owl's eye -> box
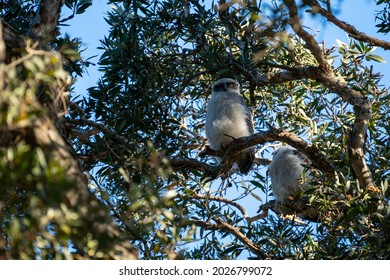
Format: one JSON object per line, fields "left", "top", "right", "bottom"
{"left": 212, "top": 80, "right": 239, "bottom": 91}
{"left": 227, "top": 82, "right": 239, "bottom": 90}
{"left": 213, "top": 84, "right": 226, "bottom": 91}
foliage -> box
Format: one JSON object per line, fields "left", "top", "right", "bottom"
{"left": 0, "top": 0, "right": 39, "bottom": 34}
{"left": 375, "top": 0, "right": 390, "bottom": 34}
{"left": 0, "top": 0, "right": 137, "bottom": 260}
{"left": 0, "top": 43, "right": 82, "bottom": 259}
{"left": 1, "top": 0, "right": 389, "bottom": 259}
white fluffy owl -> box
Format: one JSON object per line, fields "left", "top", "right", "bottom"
{"left": 268, "top": 145, "right": 313, "bottom": 204}
{"left": 205, "top": 78, "right": 255, "bottom": 174}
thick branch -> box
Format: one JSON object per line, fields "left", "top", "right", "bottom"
{"left": 222, "top": 126, "right": 337, "bottom": 177}
{"left": 2, "top": 26, "right": 26, "bottom": 63}
{"left": 303, "top": 0, "right": 390, "bottom": 50}
{"left": 170, "top": 127, "right": 337, "bottom": 178}
{"left": 251, "top": 66, "right": 321, "bottom": 86}
{"left": 316, "top": 74, "right": 375, "bottom": 189}
{"left": 30, "top": 0, "right": 63, "bottom": 39}
{"left": 0, "top": 21, "right": 5, "bottom": 63}
{"left": 283, "top": 0, "right": 330, "bottom": 70}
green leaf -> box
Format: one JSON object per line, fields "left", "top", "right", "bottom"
{"left": 366, "top": 54, "right": 387, "bottom": 63}
{"left": 336, "top": 39, "right": 348, "bottom": 48}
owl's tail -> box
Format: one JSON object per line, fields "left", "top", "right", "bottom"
{"left": 237, "top": 148, "right": 255, "bottom": 174}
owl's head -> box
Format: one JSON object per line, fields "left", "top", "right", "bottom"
{"left": 272, "top": 146, "right": 295, "bottom": 158}
{"left": 212, "top": 78, "right": 240, "bottom": 93}
{"left": 272, "top": 145, "right": 311, "bottom": 166}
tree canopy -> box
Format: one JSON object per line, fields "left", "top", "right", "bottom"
{"left": 0, "top": 0, "right": 389, "bottom": 260}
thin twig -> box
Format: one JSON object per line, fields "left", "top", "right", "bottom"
{"left": 187, "top": 217, "right": 269, "bottom": 259}
{"left": 190, "top": 193, "right": 249, "bottom": 215}
{"left": 67, "top": 118, "right": 130, "bottom": 146}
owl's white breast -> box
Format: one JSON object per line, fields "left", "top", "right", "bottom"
{"left": 205, "top": 91, "right": 252, "bottom": 150}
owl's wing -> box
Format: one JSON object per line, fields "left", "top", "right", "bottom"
{"left": 239, "top": 95, "right": 254, "bottom": 134}
{"left": 292, "top": 149, "right": 312, "bottom": 166}
{"left": 237, "top": 96, "right": 255, "bottom": 174}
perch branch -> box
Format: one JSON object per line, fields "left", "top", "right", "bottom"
{"left": 221, "top": 126, "right": 337, "bottom": 177}
{"left": 170, "top": 126, "right": 337, "bottom": 179}
{"left": 257, "top": 199, "right": 322, "bottom": 223}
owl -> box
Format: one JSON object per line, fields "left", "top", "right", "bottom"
{"left": 268, "top": 145, "right": 313, "bottom": 204}
{"left": 205, "top": 78, "right": 255, "bottom": 174}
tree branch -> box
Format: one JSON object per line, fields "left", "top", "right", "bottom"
{"left": 187, "top": 193, "right": 267, "bottom": 223}
{"left": 303, "top": 0, "right": 390, "bottom": 50}
{"left": 221, "top": 126, "right": 337, "bottom": 177}
{"left": 187, "top": 217, "right": 269, "bottom": 259}
{"left": 251, "top": 65, "right": 321, "bottom": 86}
{"left": 0, "top": 21, "right": 5, "bottom": 63}
{"left": 67, "top": 118, "right": 131, "bottom": 146}
{"left": 316, "top": 70, "right": 375, "bottom": 190}
{"left": 1, "top": 25, "right": 26, "bottom": 63}
{"left": 170, "top": 126, "right": 337, "bottom": 178}
{"left": 283, "top": 0, "right": 330, "bottom": 71}
{"left": 170, "top": 158, "right": 219, "bottom": 177}
{"left": 30, "top": 0, "right": 63, "bottom": 39}
{"left": 282, "top": 0, "right": 376, "bottom": 190}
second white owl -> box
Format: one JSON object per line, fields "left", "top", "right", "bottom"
{"left": 268, "top": 145, "right": 313, "bottom": 204}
